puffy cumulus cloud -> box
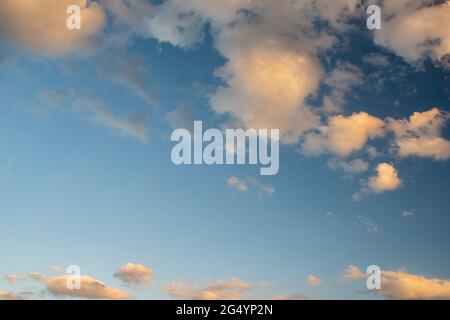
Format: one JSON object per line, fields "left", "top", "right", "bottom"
{"left": 163, "top": 278, "right": 252, "bottom": 300}
{"left": 208, "top": 0, "right": 350, "bottom": 144}
{"left": 342, "top": 265, "right": 450, "bottom": 300}
{"left": 43, "top": 274, "right": 131, "bottom": 299}
{"left": 144, "top": 0, "right": 254, "bottom": 47}
{"left": 374, "top": 0, "right": 450, "bottom": 65}
{"left": 380, "top": 270, "right": 450, "bottom": 300}
{"left": 302, "top": 112, "right": 385, "bottom": 157}
{"left": 387, "top": 108, "right": 450, "bottom": 160}
{"left": 368, "top": 163, "right": 402, "bottom": 193}
{"left": 113, "top": 263, "right": 154, "bottom": 288}
{"left": 211, "top": 45, "right": 323, "bottom": 144}
{"left": 0, "top": 0, "right": 106, "bottom": 56}
{"left": 0, "top": 291, "right": 24, "bottom": 300}
{"left": 109, "top": 0, "right": 368, "bottom": 144}
{"left": 306, "top": 275, "right": 323, "bottom": 286}
{"left": 353, "top": 163, "right": 402, "bottom": 201}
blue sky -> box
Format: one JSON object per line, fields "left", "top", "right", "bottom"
{"left": 1, "top": 0, "right": 450, "bottom": 300}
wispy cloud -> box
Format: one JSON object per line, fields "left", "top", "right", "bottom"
{"left": 72, "top": 96, "right": 149, "bottom": 144}
{"left": 163, "top": 278, "right": 252, "bottom": 300}
{"left": 227, "top": 176, "right": 275, "bottom": 195}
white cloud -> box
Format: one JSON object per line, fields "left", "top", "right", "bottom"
{"left": 402, "top": 210, "right": 415, "bottom": 218}
{"left": 358, "top": 216, "right": 379, "bottom": 233}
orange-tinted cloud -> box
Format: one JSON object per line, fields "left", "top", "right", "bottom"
{"left": 342, "top": 265, "right": 450, "bottom": 300}
{"left": 303, "top": 112, "right": 385, "bottom": 157}
{"left": 113, "top": 263, "right": 154, "bottom": 288}
{"left": 163, "top": 278, "right": 252, "bottom": 300}
{"left": 0, "top": 0, "right": 106, "bottom": 56}
{"left": 387, "top": 108, "right": 450, "bottom": 160}
{"left": 0, "top": 291, "right": 24, "bottom": 300}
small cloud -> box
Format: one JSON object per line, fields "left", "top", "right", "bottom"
{"left": 302, "top": 112, "right": 385, "bottom": 157}
{"left": 306, "top": 275, "right": 323, "bottom": 286}
{"left": 327, "top": 158, "right": 369, "bottom": 175}
{"left": 402, "top": 210, "right": 415, "bottom": 218}
{"left": 325, "top": 211, "right": 338, "bottom": 224}
{"left": 357, "top": 216, "right": 379, "bottom": 233}
{"left": 226, "top": 176, "right": 275, "bottom": 195}
{"left": 246, "top": 176, "right": 276, "bottom": 195}
{"left": 49, "top": 265, "right": 64, "bottom": 274}
{"left": 163, "top": 278, "right": 252, "bottom": 300}
{"left": 227, "top": 176, "right": 248, "bottom": 192}
{"left": 340, "top": 265, "right": 367, "bottom": 281}
{"left": 27, "top": 272, "right": 45, "bottom": 281}
{"left": 3, "top": 274, "right": 24, "bottom": 283}
{"left": 363, "top": 53, "right": 390, "bottom": 68}
{"left": 353, "top": 163, "right": 402, "bottom": 201}
{"left": 113, "top": 263, "right": 154, "bottom": 288}
{"left": 0, "top": 291, "right": 24, "bottom": 300}
{"left": 271, "top": 294, "right": 306, "bottom": 300}
{"left": 366, "top": 146, "right": 379, "bottom": 159}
